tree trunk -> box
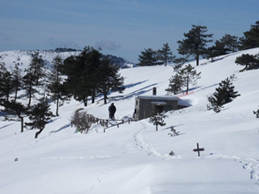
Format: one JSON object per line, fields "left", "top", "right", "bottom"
{"left": 35, "top": 128, "right": 44, "bottom": 139}
{"left": 240, "top": 64, "right": 248, "bottom": 72}
{"left": 27, "top": 83, "right": 32, "bottom": 108}
{"left": 6, "top": 92, "right": 10, "bottom": 103}
{"left": 28, "top": 95, "right": 31, "bottom": 108}
{"left": 156, "top": 124, "right": 158, "bottom": 131}
{"left": 14, "top": 88, "right": 18, "bottom": 103}
{"left": 186, "top": 75, "right": 189, "bottom": 94}
{"left": 104, "top": 92, "right": 108, "bottom": 104}
{"left": 196, "top": 54, "right": 199, "bottom": 66}
{"left": 91, "top": 89, "right": 95, "bottom": 103}
{"left": 20, "top": 116, "right": 24, "bottom": 133}
{"left": 83, "top": 96, "right": 88, "bottom": 106}
{"left": 92, "top": 94, "right": 95, "bottom": 103}
{"left": 56, "top": 98, "right": 59, "bottom": 116}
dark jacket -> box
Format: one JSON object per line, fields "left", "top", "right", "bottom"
{"left": 109, "top": 104, "right": 116, "bottom": 114}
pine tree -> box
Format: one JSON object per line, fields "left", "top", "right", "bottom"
{"left": 235, "top": 53, "right": 259, "bottom": 71}
{"left": 25, "top": 99, "right": 54, "bottom": 138}
{"left": 157, "top": 43, "right": 175, "bottom": 66}
{"left": 179, "top": 64, "right": 201, "bottom": 94}
{"left": 63, "top": 47, "right": 102, "bottom": 106}
{"left": 62, "top": 55, "right": 81, "bottom": 100}
{"left": 11, "top": 64, "right": 23, "bottom": 102}
{"left": 23, "top": 69, "right": 37, "bottom": 108}
{"left": 29, "top": 52, "right": 45, "bottom": 85}
{"left": 149, "top": 112, "right": 167, "bottom": 131}
{"left": 207, "top": 77, "right": 240, "bottom": 113}
{"left": 3, "top": 100, "right": 27, "bottom": 132}
{"left": 166, "top": 73, "right": 184, "bottom": 95}
{"left": 63, "top": 47, "right": 124, "bottom": 105}
{"left": 23, "top": 52, "right": 46, "bottom": 108}
{"left": 177, "top": 25, "right": 213, "bottom": 66}
{"left": 239, "top": 20, "right": 259, "bottom": 50}
{"left": 97, "top": 58, "right": 124, "bottom": 104}
{"left": 206, "top": 40, "right": 230, "bottom": 61}
{"left": 86, "top": 47, "right": 104, "bottom": 104}
{"left": 138, "top": 48, "right": 162, "bottom": 66}
{"left": 166, "top": 63, "right": 201, "bottom": 95}
{"left": 47, "top": 55, "right": 66, "bottom": 116}
{"left": 219, "top": 34, "right": 239, "bottom": 52}
{"left": 0, "top": 62, "right": 13, "bottom": 102}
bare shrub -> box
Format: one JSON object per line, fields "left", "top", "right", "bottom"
{"left": 71, "top": 109, "right": 93, "bottom": 133}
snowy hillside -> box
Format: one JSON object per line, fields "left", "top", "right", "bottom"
{"left": 1, "top": 48, "right": 259, "bottom": 194}
{"left": 0, "top": 50, "right": 135, "bottom": 71}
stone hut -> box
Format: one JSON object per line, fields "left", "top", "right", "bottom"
{"left": 133, "top": 95, "right": 180, "bottom": 121}
{"left": 133, "top": 87, "right": 190, "bottom": 120}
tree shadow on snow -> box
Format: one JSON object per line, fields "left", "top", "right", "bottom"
{"left": 200, "top": 52, "right": 238, "bottom": 66}
{"left": 96, "top": 82, "right": 158, "bottom": 106}
{"left": 110, "top": 83, "right": 158, "bottom": 102}
{"left": 50, "top": 123, "right": 71, "bottom": 133}
{"left": 123, "top": 80, "right": 149, "bottom": 89}
{"left": 188, "top": 86, "right": 201, "bottom": 92}
{"left": 196, "top": 83, "right": 219, "bottom": 92}
{"left": 0, "top": 123, "right": 14, "bottom": 130}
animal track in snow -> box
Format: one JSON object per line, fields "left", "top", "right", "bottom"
{"left": 90, "top": 167, "right": 112, "bottom": 191}
{"left": 208, "top": 154, "right": 259, "bottom": 184}
{"left": 241, "top": 158, "right": 259, "bottom": 182}
{"left": 133, "top": 121, "right": 176, "bottom": 160}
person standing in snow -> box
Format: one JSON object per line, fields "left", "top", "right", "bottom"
{"left": 108, "top": 103, "right": 116, "bottom": 120}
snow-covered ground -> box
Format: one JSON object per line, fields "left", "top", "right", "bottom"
{"left": 1, "top": 48, "right": 259, "bottom": 194}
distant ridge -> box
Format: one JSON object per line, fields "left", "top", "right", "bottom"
{"left": 0, "top": 49, "right": 136, "bottom": 70}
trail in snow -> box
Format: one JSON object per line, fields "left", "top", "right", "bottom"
{"left": 241, "top": 158, "right": 259, "bottom": 184}
{"left": 207, "top": 154, "right": 259, "bottom": 184}
{"left": 90, "top": 166, "right": 113, "bottom": 191}
{"left": 133, "top": 121, "right": 180, "bottom": 160}
{"left": 132, "top": 120, "right": 259, "bottom": 185}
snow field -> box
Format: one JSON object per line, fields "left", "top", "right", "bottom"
{"left": 1, "top": 48, "right": 259, "bottom": 193}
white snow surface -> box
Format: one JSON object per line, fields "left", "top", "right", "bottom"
{"left": 1, "top": 48, "right": 259, "bottom": 194}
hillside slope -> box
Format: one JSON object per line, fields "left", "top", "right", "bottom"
{"left": 0, "top": 48, "right": 259, "bottom": 194}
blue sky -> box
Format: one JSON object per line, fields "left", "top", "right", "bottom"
{"left": 0, "top": 0, "right": 258, "bottom": 63}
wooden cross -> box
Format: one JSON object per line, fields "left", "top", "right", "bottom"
{"left": 193, "top": 143, "right": 205, "bottom": 157}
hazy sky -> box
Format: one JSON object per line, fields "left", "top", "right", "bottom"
{"left": 1, "top": 0, "right": 258, "bottom": 63}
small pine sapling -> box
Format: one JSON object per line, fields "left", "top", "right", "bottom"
{"left": 253, "top": 106, "right": 259, "bottom": 118}
{"left": 207, "top": 76, "right": 240, "bottom": 113}
{"left": 149, "top": 112, "right": 167, "bottom": 131}
{"left": 229, "top": 74, "right": 237, "bottom": 81}
{"left": 168, "top": 126, "right": 180, "bottom": 137}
